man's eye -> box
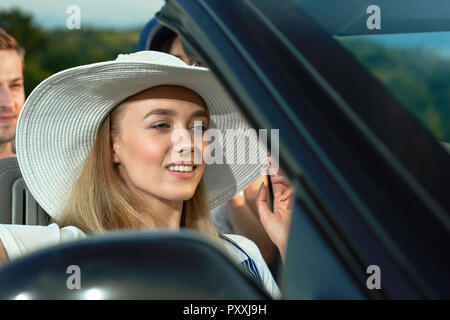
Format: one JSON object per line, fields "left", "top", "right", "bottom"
{"left": 151, "top": 123, "right": 170, "bottom": 129}
{"left": 11, "top": 83, "right": 23, "bottom": 89}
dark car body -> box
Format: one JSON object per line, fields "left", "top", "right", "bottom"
{"left": 155, "top": 0, "right": 450, "bottom": 299}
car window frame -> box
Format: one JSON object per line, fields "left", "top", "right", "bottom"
{"left": 157, "top": 0, "right": 450, "bottom": 299}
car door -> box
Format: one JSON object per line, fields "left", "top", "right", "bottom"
{"left": 156, "top": 0, "right": 450, "bottom": 299}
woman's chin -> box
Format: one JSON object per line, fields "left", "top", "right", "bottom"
{"left": 162, "top": 190, "right": 196, "bottom": 202}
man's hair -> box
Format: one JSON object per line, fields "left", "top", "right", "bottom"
{"left": 0, "top": 28, "right": 25, "bottom": 65}
{"left": 151, "top": 31, "right": 177, "bottom": 54}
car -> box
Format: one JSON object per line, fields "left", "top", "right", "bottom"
{"left": 0, "top": 0, "right": 449, "bottom": 300}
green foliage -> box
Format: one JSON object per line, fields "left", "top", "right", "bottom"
{"left": 0, "top": 9, "right": 139, "bottom": 96}
{"left": 339, "top": 38, "right": 450, "bottom": 141}
{"left": 1, "top": 9, "right": 449, "bottom": 142}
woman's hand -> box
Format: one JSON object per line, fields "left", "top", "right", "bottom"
{"left": 256, "top": 157, "right": 294, "bottom": 263}
{"left": 226, "top": 175, "right": 278, "bottom": 265}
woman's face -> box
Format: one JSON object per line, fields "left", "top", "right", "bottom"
{"left": 111, "top": 85, "right": 210, "bottom": 204}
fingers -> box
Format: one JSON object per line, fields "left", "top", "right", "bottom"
{"left": 267, "top": 156, "right": 295, "bottom": 205}
{"left": 267, "top": 156, "right": 278, "bottom": 176}
{"left": 271, "top": 175, "right": 291, "bottom": 186}
{"left": 267, "top": 156, "right": 288, "bottom": 181}
{"left": 279, "top": 188, "right": 294, "bottom": 202}
{"left": 243, "top": 175, "right": 268, "bottom": 217}
{"left": 267, "top": 156, "right": 294, "bottom": 195}
{"left": 258, "top": 182, "right": 268, "bottom": 202}
{"left": 244, "top": 175, "right": 268, "bottom": 196}
{"left": 256, "top": 183, "right": 271, "bottom": 220}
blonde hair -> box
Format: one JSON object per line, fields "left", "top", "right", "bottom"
{"left": 57, "top": 98, "right": 219, "bottom": 239}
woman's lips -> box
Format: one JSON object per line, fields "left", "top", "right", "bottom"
{"left": 166, "top": 166, "right": 197, "bottom": 179}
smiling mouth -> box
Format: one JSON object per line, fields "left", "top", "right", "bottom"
{"left": 167, "top": 165, "right": 196, "bottom": 172}
{"left": 166, "top": 163, "right": 198, "bottom": 179}
{"left": 167, "top": 165, "right": 197, "bottom": 180}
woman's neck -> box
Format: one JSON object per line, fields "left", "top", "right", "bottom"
{"left": 142, "top": 196, "right": 183, "bottom": 230}
{"left": 117, "top": 165, "right": 183, "bottom": 229}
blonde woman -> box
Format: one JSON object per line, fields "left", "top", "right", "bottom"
{"left": 0, "top": 51, "right": 293, "bottom": 299}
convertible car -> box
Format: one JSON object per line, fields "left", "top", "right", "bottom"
{"left": 0, "top": 0, "right": 449, "bottom": 300}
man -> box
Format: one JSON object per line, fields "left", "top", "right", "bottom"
{"left": 0, "top": 28, "right": 25, "bottom": 159}
{"left": 138, "top": 18, "right": 204, "bottom": 67}
{"left": 166, "top": 36, "right": 204, "bottom": 67}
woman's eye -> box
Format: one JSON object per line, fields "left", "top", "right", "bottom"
{"left": 191, "top": 124, "right": 207, "bottom": 132}
{"left": 151, "top": 123, "right": 170, "bottom": 129}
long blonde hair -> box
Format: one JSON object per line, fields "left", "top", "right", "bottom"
{"left": 57, "top": 100, "right": 219, "bottom": 239}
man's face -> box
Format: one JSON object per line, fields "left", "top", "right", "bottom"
{"left": 0, "top": 49, "right": 25, "bottom": 144}
{"left": 169, "top": 36, "right": 205, "bottom": 67}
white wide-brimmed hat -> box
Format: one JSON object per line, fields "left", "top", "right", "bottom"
{"left": 16, "top": 51, "right": 268, "bottom": 220}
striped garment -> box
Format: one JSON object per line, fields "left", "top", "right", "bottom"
{"left": 220, "top": 234, "right": 263, "bottom": 286}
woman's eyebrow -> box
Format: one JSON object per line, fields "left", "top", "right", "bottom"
{"left": 143, "top": 108, "right": 176, "bottom": 119}
{"left": 190, "top": 110, "right": 209, "bottom": 120}
{"left": 143, "top": 108, "right": 209, "bottom": 123}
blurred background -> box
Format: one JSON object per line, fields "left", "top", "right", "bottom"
{"left": 1, "top": 0, "right": 449, "bottom": 142}
{"left": 0, "top": 0, "right": 164, "bottom": 96}
{"left": 338, "top": 34, "right": 450, "bottom": 142}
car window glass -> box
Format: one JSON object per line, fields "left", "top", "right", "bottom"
{"left": 335, "top": 32, "right": 450, "bottom": 142}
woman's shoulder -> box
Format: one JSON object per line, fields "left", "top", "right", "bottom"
{"left": 0, "top": 223, "right": 86, "bottom": 261}
{"left": 0, "top": 223, "right": 85, "bottom": 238}
{"left": 219, "top": 233, "right": 268, "bottom": 271}
{"left": 220, "top": 233, "right": 282, "bottom": 299}
{"left": 220, "top": 233, "right": 262, "bottom": 260}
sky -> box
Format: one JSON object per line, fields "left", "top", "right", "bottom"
{"left": 343, "top": 32, "right": 450, "bottom": 56}
{"left": 373, "top": 33, "right": 450, "bottom": 56}
{"left": 1, "top": 0, "right": 449, "bottom": 55}
{"left": 0, "top": 0, "right": 165, "bottom": 30}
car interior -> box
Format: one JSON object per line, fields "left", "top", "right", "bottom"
{"left": 0, "top": 157, "right": 49, "bottom": 226}
{"left": 0, "top": 157, "right": 274, "bottom": 299}
{"left": 0, "top": 0, "right": 449, "bottom": 300}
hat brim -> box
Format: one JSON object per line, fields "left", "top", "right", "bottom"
{"left": 16, "top": 56, "right": 268, "bottom": 220}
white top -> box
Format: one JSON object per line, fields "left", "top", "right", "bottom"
{"left": 0, "top": 223, "right": 281, "bottom": 299}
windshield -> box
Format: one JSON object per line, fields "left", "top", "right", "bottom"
{"left": 297, "top": 0, "right": 450, "bottom": 142}
{"left": 337, "top": 32, "right": 450, "bottom": 142}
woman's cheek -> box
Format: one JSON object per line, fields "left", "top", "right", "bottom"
{"left": 201, "top": 141, "right": 210, "bottom": 165}
{"left": 124, "top": 134, "right": 167, "bottom": 174}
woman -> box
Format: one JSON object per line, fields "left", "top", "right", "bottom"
{"left": 0, "top": 51, "right": 293, "bottom": 298}
{"left": 141, "top": 17, "right": 281, "bottom": 267}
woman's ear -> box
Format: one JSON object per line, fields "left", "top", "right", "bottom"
{"left": 111, "top": 134, "right": 121, "bottom": 164}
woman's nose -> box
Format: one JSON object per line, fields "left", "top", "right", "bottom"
{"left": 171, "top": 128, "right": 195, "bottom": 160}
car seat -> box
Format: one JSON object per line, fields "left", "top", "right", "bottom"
{"left": 0, "top": 157, "right": 273, "bottom": 300}
{"left": 0, "top": 229, "right": 271, "bottom": 299}
{"left": 0, "top": 157, "right": 51, "bottom": 225}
